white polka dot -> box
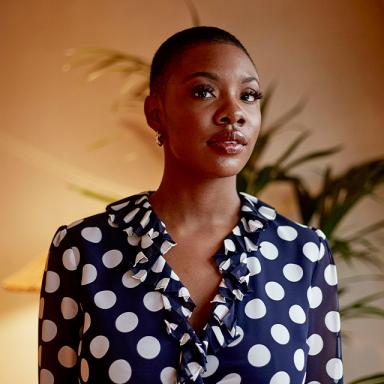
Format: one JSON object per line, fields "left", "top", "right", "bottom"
{"left": 224, "top": 239, "right": 236, "bottom": 252}
{"left": 94, "top": 290, "right": 116, "bottom": 309}
{"left": 259, "top": 241, "right": 279, "bottom": 260}
{"left": 248, "top": 344, "right": 271, "bottom": 367}
{"left": 186, "top": 361, "right": 201, "bottom": 378}
{"left": 151, "top": 256, "right": 166, "bottom": 273}
{"left": 307, "top": 381, "right": 321, "bottom": 384}
{"left": 289, "top": 305, "right": 306, "bottom": 324}
{"left": 316, "top": 229, "right": 326, "bottom": 239}
{"left": 81, "top": 358, "right": 89, "bottom": 382}
{"left": 303, "top": 242, "right": 319, "bottom": 262}
{"left": 61, "top": 297, "right": 78, "bottom": 319}
{"left": 83, "top": 312, "right": 91, "bottom": 333}
{"left": 247, "top": 257, "right": 261, "bottom": 276}
{"left": 318, "top": 242, "right": 325, "bottom": 260}
{"left": 160, "top": 366, "right": 177, "bottom": 383}
{"left": 45, "top": 271, "right": 60, "bottom": 293}
{"left": 62, "top": 247, "right": 80, "bottom": 271}
{"left": 247, "top": 219, "right": 264, "bottom": 232}
{"left": 115, "top": 312, "right": 138, "bottom": 333}
{"left": 325, "top": 311, "right": 341, "bottom": 332}
{"left": 283, "top": 263, "right": 303, "bottom": 282}
{"left": 143, "top": 291, "right": 164, "bottom": 312}
{"left": 277, "top": 226, "right": 298, "bottom": 241}
{"left": 90, "top": 335, "right": 110, "bottom": 358}
{"left": 307, "top": 334, "right": 324, "bottom": 355}
{"left": 111, "top": 201, "right": 130, "bottom": 211}
{"left": 42, "top": 319, "right": 57, "bottom": 342}
{"left": 265, "top": 281, "right": 285, "bottom": 301}
{"left": 141, "top": 235, "right": 153, "bottom": 249}
{"left": 58, "top": 345, "right": 77, "bottom": 368}
{"left": 137, "top": 336, "right": 161, "bottom": 359}
{"left": 216, "top": 372, "right": 241, "bottom": 384}
{"left": 201, "top": 355, "right": 219, "bottom": 377}
{"left": 271, "top": 324, "right": 290, "bottom": 344}
{"left": 212, "top": 326, "right": 225, "bottom": 346}
{"left": 258, "top": 206, "right": 276, "bottom": 220}
{"left": 326, "top": 358, "right": 343, "bottom": 380}
{"left": 294, "top": 349, "right": 305, "bottom": 371}
{"left": 122, "top": 270, "right": 141, "bottom": 288}
{"left": 324, "top": 264, "right": 338, "bottom": 286}
{"left": 102, "top": 250, "right": 123, "bottom": 268}
{"left": 109, "top": 359, "right": 132, "bottom": 384}
{"left": 68, "top": 218, "right": 84, "bottom": 228}
{"left": 307, "top": 286, "right": 323, "bottom": 308}
{"left": 245, "top": 298, "right": 266, "bottom": 319}
{"left": 170, "top": 270, "right": 179, "bottom": 280}
{"left": 39, "top": 298, "right": 44, "bottom": 319}
{"left": 228, "top": 326, "right": 244, "bottom": 347}
{"left": 214, "top": 305, "right": 229, "bottom": 322}
{"left": 242, "top": 192, "right": 258, "bottom": 204}
{"left": 81, "top": 227, "right": 102, "bottom": 243}
{"left": 244, "top": 236, "right": 258, "bottom": 251}
{"left": 81, "top": 264, "right": 97, "bottom": 285}
{"left": 160, "top": 240, "right": 174, "bottom": 254}
{"left": 233, "top": 226, "right": 241, "bottom": 236}
{"left": 178, "top": 287, "right": 190, "bottom": 300}
{"left": 127, "top": 233, "right": 140, "bottom": 246}
{"left": 270, "top": 371, "right": 290, "bottom": 384}
{"left": 40, "top": 369, "right": 54, "bottom": 384}
{"left": 53, "top": 228, "right": 67, "bottom": 247}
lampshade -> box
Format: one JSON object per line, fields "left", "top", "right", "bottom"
{"left": 2, "top": 254, "right": 46, "bottom": 293}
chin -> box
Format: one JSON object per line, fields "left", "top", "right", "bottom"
{"left": 204, "top": 158, "right": 246, "bottom": 179}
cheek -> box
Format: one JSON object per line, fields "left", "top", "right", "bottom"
{"left": 164, "top": 109, "right": 210, "bottom": 140}
{"left": 247, "top": 113, "right": 262, "bottom": 139}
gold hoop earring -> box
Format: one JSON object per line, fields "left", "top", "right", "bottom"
{"left": 156, "top": 131, "right": 164, "bottom": 147}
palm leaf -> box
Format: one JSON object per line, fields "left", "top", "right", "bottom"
{"left": 283, "top": 145, "right": 342, "bottom": 171}
{"left": 340, "top": 291, "right": 384, "bottom": 320}
{"left": 349, "top": 373, "right": 384, "bottom": 384}
{"left": 184, "top": 0, "right": 201, "bottom": 26}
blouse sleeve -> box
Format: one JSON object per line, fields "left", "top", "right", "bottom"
{"left": 38, "top": 225, "right": 83, "bottom": 384}
{"left": 305, "top": 231, "right": 343, "bottom": 383}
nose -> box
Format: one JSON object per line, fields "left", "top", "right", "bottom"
{"left": 214, "top": 97, "right": 246, "bottom": 127}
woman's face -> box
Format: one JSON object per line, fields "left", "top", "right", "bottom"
{"left": 148, "top": 42, "right": 262, "bottom": 179}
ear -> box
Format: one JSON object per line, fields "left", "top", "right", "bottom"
{"left": 144, "top": 95, "right": 162, "bottom": 131}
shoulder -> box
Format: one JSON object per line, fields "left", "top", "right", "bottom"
{"left": 241, "top": 192, "right": 329, "bottom": 255}
{"left": 50, "top": 191, "right": 148, "bottom": 249}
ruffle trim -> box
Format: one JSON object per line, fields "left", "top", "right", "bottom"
{"left": 106, "top": 191, "right": 275, "bottom": 383}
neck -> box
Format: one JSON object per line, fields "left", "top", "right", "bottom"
{"left": 149, "top": 166, "right": 241, "bottom": 231}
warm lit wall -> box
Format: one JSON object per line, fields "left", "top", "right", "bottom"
{"left": 0, "top": 1, "right": 383, "bottom": 383}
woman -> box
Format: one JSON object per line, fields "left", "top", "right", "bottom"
{"left": 39, "top": 26, "right": 343, "bottom": 384}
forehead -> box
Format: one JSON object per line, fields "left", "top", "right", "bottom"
{"left": 166, "top": 42, "right": 259, "bottom": 83}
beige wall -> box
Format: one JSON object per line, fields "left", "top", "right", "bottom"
{"left": 0, "top": 0, "right": 383, "bottom": 382}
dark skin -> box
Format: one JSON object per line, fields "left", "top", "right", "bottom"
{"left": 144, "top": 42, "right": 262, "bottom": 336}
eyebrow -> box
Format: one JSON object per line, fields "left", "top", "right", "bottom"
{"left": 183, "top": 71, "right": 260, "bottom": 85}
{"left": 242, "top": 76, "right": 260, "bottom": 85}
{"left": 183, "top": 71, "right": 219, "bottom": 82}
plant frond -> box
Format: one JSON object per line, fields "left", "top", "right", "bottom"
{"left": 348, "top": 373, "right": 384, "bottom": 384}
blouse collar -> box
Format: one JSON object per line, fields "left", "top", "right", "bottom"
{"left": 106, "top": 190, "right": 275, "bottom": 234}
{"left": 105, "top": 191, "right": 276, "bottom": 383}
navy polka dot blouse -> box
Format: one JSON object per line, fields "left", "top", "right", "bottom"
{"left": 38, "top": 191, "right": 343, "bottom": 383}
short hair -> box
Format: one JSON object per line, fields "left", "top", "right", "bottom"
{"left": 149, "top": 26, "right": 255, "bottom": 95}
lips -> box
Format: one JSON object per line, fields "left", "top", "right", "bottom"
{"left": 207, "top": 130, "right": 248, "bottom": 154}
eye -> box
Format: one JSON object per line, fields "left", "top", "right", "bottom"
{"left": 192, "top": 84, "right": 216, "bottom": 99}
{"left": 241, "top": 89, "right": 263, "bottom": 103}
